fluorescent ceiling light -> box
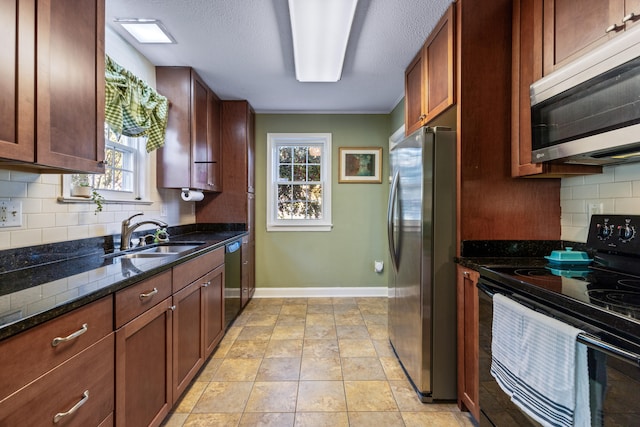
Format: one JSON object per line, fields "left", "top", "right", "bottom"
{"left": 288, "top": 0, "right": 358, "bottom": 82}
{"left": 115, "top": 19, "right": 176, "bottom": 44}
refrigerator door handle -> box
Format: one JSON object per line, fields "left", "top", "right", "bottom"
{"left": 387, "top": 170, "right": 400, "bottom": 271}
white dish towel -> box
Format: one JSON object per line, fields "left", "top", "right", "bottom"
{"left": 491, "top": 294, "right": 590, "bottom": 427}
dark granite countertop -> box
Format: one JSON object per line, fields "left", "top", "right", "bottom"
{"left": 0, "top": 224, "right": 247, "bottom": 341}
{"left": 455, "top": 239, "right": 591, "bottom": 270}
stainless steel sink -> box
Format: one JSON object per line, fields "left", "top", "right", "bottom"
{"left": 106, "top": 242, "right": 205, "bottom": 259}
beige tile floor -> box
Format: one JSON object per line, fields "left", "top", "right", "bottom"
{"left": 162, "top": 297, "right": 474, "bottom": 427}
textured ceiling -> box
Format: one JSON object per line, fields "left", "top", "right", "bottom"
{"left": 106, "top": 0, "right": 452, "bottom": 113}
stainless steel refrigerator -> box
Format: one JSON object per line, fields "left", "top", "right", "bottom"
{"left": 387, "top": 126, "right": 457, "bottom": 402}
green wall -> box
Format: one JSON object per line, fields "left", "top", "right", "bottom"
{"left": 255, "top": 114, "right": 391, "bottom": 289}
{"left": 389, "top": 98, "right": 405, "bottom": 132}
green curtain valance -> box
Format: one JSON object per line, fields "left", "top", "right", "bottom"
{"left": 105, "top": 55, "right": 168, "bottom": 152}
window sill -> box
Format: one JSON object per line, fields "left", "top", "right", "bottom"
{"left": 57, "top": 197, "right": 153, "bottom": 206}
{"left": 267, "top": 224, "right": 333, "bottom": 232}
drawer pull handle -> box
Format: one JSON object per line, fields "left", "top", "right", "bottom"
{"left": 622, "top": 12, "right": 637, "bottom": 23}
{"left": 202, "top": 281, "right": 210, "bottom": 288}
{"left": 53, "top": 390, "right": 89, "bottom": 423}
{"left": 52, "top": 323, "right": 88, "bottom": 347}
{"left": 605, "top": 23, "right": 621, "bottom": 33}
{"left": 139, "top": 288, "right": 159, "bottom": 300}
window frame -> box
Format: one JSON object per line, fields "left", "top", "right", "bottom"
{"left": 60, "top": 130, "right": 151, "bottom": 205}
{"left": 266, "top": 133, "right": 333, "bottom": 232}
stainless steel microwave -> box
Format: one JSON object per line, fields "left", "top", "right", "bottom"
{"left": 530, "top": 27, "right": 640, "bottom": 165}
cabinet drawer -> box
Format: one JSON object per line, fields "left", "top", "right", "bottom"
{"left": 172, "top": 247, "right": 224, "bottom": 292}
{"left": 0, "top": 333, "right": 115, "bottom": 427}
{"left": 0, "top": 296, "right": 113, "bottom": 400}
{"left": 115, "top": 270, "right": 172, "bottom": 328}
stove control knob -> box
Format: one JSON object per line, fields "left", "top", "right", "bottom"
{"left": 597, "top": 219, "right": 614, "bottom": 240}
{"left": 618, "top": 219, "right": 636, "bottom": 243}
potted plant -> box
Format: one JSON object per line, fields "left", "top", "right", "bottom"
{"left": 91, "top": 189, "right": 105, "bottom": 214}
{"left": 71, "top": 174, "right": 92, "bottom": 198}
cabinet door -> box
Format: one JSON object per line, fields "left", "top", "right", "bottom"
{"left": 35, "top": 0, "right": 105, "bottom": 173}
{"left": 542, "top": 0, "right": 624, "bottom": 75}
{"left": 207, "top": 88, "right": 222, "bottom": 192}
{"left": 423, "top": 4, "right": 455, "bottom": 122}
{"left": 115, "top": 297, "right": 173, "bottom": 427}
{"left": 191, "top": 73, "right": 210, "bottom": 191}
{"left": 241, "top": 235, "right": 255, "bottom": 307}
{"left": 172, "top": 280, "right": 205, "bottom": 402}
{"left": 204, "top": 264, "right": 225, "bottom": 357}
{"left": 404, "top": 51, "right": 424, "bottom": 135}
{"left": 511, "top": 0, "right": 602, "bottom": 177}
{"left": 624, "top": 0, "right": 640, "bottom": 29}
{"left": 456, "top": 266, "right": 480, "bottom": 422}
{"left": 0, "top": 0, "right": 35, "bottom": 162}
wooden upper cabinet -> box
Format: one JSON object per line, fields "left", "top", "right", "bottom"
{"left": 156, "top": 67, "right": 221, "bottom": 191}
{"left": 0, "top": 0, "right": 35, "bottom": 163}
{"left": 542, "top": 0, "right": 640, "bottom": 75}
{"left": 511, "top": 0, "right": 602, "bottom": 177}
{"left": 0, "top": 0, "right": 105, "bottom": 173}
{"left": 404, "top": 4, "right": 455, "bottom": 135}
{"left": 196, "top": 100, "right": 256, "bottom": 224}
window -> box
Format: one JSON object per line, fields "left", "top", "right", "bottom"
{"left": 62, "top": 125, "right": 150, "bottom": 204}
{"left": 267, "top": 133, "right": 332, "bottom": 231}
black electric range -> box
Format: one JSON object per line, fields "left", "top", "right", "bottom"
{"left": 477, "top": 215, "right": 640, "bottom": 427}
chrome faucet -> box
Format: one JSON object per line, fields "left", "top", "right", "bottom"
{"left": 120, "top": 212, "right": 168, "bottom": 250}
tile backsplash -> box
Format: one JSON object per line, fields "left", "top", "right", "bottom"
{"left": 0, "top": 166, "right": 194, "bottom": 250}
{"left": 561, "top": 163, "right": 640, "bottom": 242}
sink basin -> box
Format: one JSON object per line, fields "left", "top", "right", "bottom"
{"left": 106, "top": 242, "right": 205, "bottom": 260}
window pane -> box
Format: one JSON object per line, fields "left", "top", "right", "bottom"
{"left": 278, "top": 184, "right": 292, "bottom": 202}
{"left": 277, "top": 202, "right": 293, "bottom": 219}
{"left": 292, "top": 184, "right": 306, "bottom": 200}
{"left": 308, "top": 165, "right": 320, "bottom": 181}
{"left": 308, "top": 146, "right": 321, "bottom": 163}
{"left": 294, "top": 146, "right": 307, "bottom": 163}
{"left": 293, "top": 165, "right": 306, "bottom": 181}
{"left": 279, "top": 147, "right": 292, "bottom": 163}
{"left": 308, "top": 202, "right": 322, "bottom": 219}
{"left": 279, "top": 165, "right": 292, "bottom": 181}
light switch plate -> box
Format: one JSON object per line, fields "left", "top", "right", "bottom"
{"left": 0, "top": 201, "right": 23, "bottom": 227}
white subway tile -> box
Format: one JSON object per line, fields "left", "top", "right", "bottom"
{"left": 10, "top": 229, "right": 42, "bottom": 247}
{"left": 0, "top": 181, "right": 28, "bottom": 198}
{"left": 571, "top": 184, "right": 599, "bottom": 200}
{"left": 561, "top": 175, "right": 585, "bottom": 188}
{"left": 614, "top": 198, "right": 640, "bottom": 214}
{"left": 559, "top": 186, "right": 572, "bottom": 201}
{"left": 599, "top": 182, "right": 632, "bottom": 198}
{"left": 19, "top": 198, "right": 42, "bottom": 214}
{"left": 40, "top": 174, "right": 61, "bottom": 185}
{"left": 561, "top": 226, "right": 587, "bottom": 243}
{"left": 26, "top": 182, "right": 57, "bottom": 199}
{"left": 55, "top": 212, "right": 80, "bottom": 227}
{"left": 28, "top": 213, "right": 56, "bottom": 229}
{"left": 42, "top": 228, "right": 68, "bottom": 244}
{"left": 0, "top": 169, "right": 10, "bottom": 180}
{"left": 67, "top": 225, "right": 89, "bottom": 240}
{"left": 10, "top": 170, "right": 40, "bottom": 183}
{"left": 613, "top": 164, "right": 640, "bottom": 182}
{"left": 560, "top": 199, "right": 585, "bottom": 214}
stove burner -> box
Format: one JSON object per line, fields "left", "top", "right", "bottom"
{"left": 514, "top": 268, "right": 555, "bottom": 279}
{"left": 586, "top": 289, "right": 640, "bottom": 318}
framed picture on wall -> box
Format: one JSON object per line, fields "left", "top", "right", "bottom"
{"left": 338, "top": 147, "right": 382, "bottom": 183}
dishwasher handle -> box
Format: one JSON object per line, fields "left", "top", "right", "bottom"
{"left": 226, "top": 240, "right": 241, "bottom": 253}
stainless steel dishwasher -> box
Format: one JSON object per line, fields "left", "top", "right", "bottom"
{"left": 224, "top": 239, "right": 242, "bottom": 328}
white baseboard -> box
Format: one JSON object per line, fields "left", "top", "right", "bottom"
{"left": 253, "top": 287, "right": 388, "bottom": 298}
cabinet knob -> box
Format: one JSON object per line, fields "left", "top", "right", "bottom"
{"left": 463, "top": 271, "right": 470, "bottom": 278}
{"left": 202, "top": 281, "right": 211, "bottom": 288}
{"left": 169, "top": 305, "right": 176, "bottom": 311}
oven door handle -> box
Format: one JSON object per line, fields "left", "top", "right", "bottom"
{"left": 477, "top": 281, "right": 640, "bottom": 367}
{"left": 578, "top": 334, "right": 640, "bottom": 368}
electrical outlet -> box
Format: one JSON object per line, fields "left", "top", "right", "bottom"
{"left": 0, "top": 201, "right": 23, "bottom": 227}
{"left": 160, "top": 203, "right": 168, "bottom": 217}
{"left": 588, "top": 203, "right": 603, "bottom": 216}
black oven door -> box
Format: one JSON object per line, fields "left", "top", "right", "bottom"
{"left": 477, "top": 281, "right": 640, "bottom": 427}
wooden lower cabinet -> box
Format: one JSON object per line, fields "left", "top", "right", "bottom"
{"left": 241, "top": 235, "right": 255, "bottom": 308}
{"left": 115, "top": 297, "right": 173, "bottom": 427}
{"left": 456, "top": 265, "right": 480, "bottom": 422}
{"left": 0, "top": 333, "right": 114, "bottom": 426}
{"left": 172, "top": 280, "right": 205, "bottom": 402}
